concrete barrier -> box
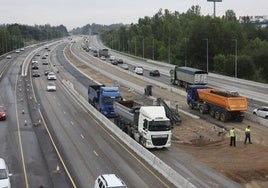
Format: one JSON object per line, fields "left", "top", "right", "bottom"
{"left": 61, "top": 79, "right": 197, "bottom": 188}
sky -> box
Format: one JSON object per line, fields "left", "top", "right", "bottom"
{"left": 0, "top": 0, "right": 267, "bottom": 31}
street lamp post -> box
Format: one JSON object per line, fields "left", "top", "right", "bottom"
{"left": 184, "top": 37, "right": 187, "bottom": 66}
{"left": 233, "top": 39, "right": 237, "bottom": 78}
{"left": 203, "top": 38, "right": 209, "bottom": 73}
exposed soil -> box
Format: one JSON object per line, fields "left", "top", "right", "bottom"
{"left": 65, "top": 44, "right": 268, "bottom": 188}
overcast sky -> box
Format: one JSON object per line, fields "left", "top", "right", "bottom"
{"left": 1, "top": 0, "right": 267, "bottom": 30}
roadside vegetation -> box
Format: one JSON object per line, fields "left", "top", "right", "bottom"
{"left": 98, "top": 6, "right": 268, "bottom": 83}
{"left": 0, "top": 23, "right": 68, "bottom": 54}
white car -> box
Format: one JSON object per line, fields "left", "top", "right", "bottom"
{"left": 6, "top": 55, "right": 12, "bottom": 59}
{"left": 47, "top": 82, "right": 56, "bottom": 91}
{"left": 133, "top": 66, "right": 143, "bottom": 75}
{"left": 47, "top": 72, "right": 57, "bottom": 80}
{"left": 253, "top": 106, "right": 268, "bottom": 119}
{"left": 109, "top": 55, "right": 116, "bottom": 61}
{"left": 94, "top": 174, "right": 127, "bottom": 188}
{"left": 0, "top": 158, "right": 12, "bottom": 188}
{"left": 100, "top": 56, "right": 106, "bottom": 61}
{"left": 32, "top": 60, "right": 38, "bottom": 65}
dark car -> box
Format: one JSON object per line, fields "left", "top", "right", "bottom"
{"left": 32, "top": 64, "right": 39, "bottom": 70}
{"left": 149, "top": 70, "right": 160, "bottom": 76}
{"left": 42, "top": 56, "right": 46, "bottom": 59}
{"left": 32, "top": 70, "right": 40, "bottom": 77}
{"left": 44, "top": 70, "right": 50, "bottom": 76}
{"left": 117, "top": 59, "right": 124, "bottom": 64}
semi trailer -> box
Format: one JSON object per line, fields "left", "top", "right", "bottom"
{"left": 170, "top": 66, "right": 208, "bottom": 87}
{"left": 113, "top": 100, "right": 172, "bottom": 149}
{"left": 187, "top": 85, "right": 248, "bottom": 122}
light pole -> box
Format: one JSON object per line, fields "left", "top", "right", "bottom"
{"left": 233, "top": 39, "right": 238, "bottom": 78}
{"left": 168, "top": 37, "right": 171, "bottom": 64}
{"left": 153, "top": 39, "right": 155, "bottom": 60}
{"left": 184, "top": 37, "right": 187, "bottom": 66}
{"left": 203, "top": 38, "right": 209, "bottom": 73}
{"left": 207, "top": 0, "right": 222, "bottom": 18}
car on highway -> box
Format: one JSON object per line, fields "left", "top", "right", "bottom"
{"left": 109, "top": 55, "right": 116, "bottom": 61}
{"left": 47, "top": 82, "right": 56, "bottom": 91}
{"left": 100, "top": 56, "right": 106, "bottom": 61}
{"left": 0, "top": 158, "right": 11, "bottom": 188}
{"left": 32, "top": 70, "right": 40, "bottom": 77}
{"left": 133, "top": 66, "right": 143, "bottom": 75}
{"left": 111, "top": 60, "right": 118, "bottom": 65}
{"left": 0, "top": 106, "right": 6, "bottom": 121}
{"left": 42, "top": 61, "right": 48, "bottom": 65}
{"left": 32, "top": 64, "right": 39, "bottom": 70}
{"left": 6, "top": 55, "right": 12, "bottom": 59}
{"left": 149, "top": 69, "right": 160, "bottom": 77}
{"left": 42, "top": 56, "right": 46, "bottom": 59}
{"left": 47, "top": 72, "right": 57, "bottom": 80}
{"left": 120, "top": 64, "right": 129, "bottom": 70}
{"left": 253, "top": 106, "right": 268, "bottom": 119}
{"left": 117, "top": 58, "right": 124, "bottom": 64}
{"left": 94, "top": 174, "right": 127, "bottom": 188}
{"left": 15, "top": 49, "right": 20, "bottom": 53}
{"left": 44, "top": 70, "right": 50, "bottom": 76}
{"left": 32, "top": 60, "right": 38, "bottom": 65}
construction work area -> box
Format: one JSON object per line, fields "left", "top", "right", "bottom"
{"left": 66, "top": 46, "right": 268, "bottom": 188}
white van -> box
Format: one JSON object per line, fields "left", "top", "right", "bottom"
{"left": 134, "top": 66, "right": 143, "bottom": 75}
{"left": 94, "top": 174, "right": 127, "bottom": 188}
{"left": 0, "top": 158, "right": 12, "bottom": 188}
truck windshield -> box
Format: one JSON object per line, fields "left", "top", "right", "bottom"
{"left": 148, "top": 120, "right": 171, "bottom": 131}
{"left": 102, "top": 96, "right": 121, "bottom": 105}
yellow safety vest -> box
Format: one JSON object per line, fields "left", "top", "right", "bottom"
{"left": 230, "top": 129, "right": 235, "bottom": 137}
{"left": 245, "top": 128, "right": 250, "bottom": 134}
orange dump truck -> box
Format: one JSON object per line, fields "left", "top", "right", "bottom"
{"left": 187, "top": 85, "right": 248, "bottom": 122}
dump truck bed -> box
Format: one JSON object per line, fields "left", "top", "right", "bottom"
{"left": 197, "top": 89, "right": 248, "bottom": 111}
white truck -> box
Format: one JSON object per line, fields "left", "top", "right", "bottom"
{"left": 113, "top": 101, "right": 172, "bottom": 149}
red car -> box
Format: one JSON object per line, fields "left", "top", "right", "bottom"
{"left": 0, "top": 106, "right": 6, "bottom": 120}
{"left": 111, "top": 60, "right": 118, "bottom": 65}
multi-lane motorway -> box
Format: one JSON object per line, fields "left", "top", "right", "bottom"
{"left": 0, "top": 36, "right": 267, "bottom": 188}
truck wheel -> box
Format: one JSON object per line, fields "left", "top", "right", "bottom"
{"left": 220, "top": 112, "right": 227, "bottom": 122}
{"left": 189, "top": 102, "right": 194, "bottom": 109}
{"left": 199, "top": 105, "right": 205, "bottom": 114}
{"left": 215, "top": 111, "right": 220, "bottom": 120}
{"left": 210, "top": 110, "right": 215, "bottom": 117}
{"left": 237, "top": 116, "right": 244, "bottom": 122}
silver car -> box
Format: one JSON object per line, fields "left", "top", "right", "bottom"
{"left": 253, "top": 106, "right": 268, "bottom": 119}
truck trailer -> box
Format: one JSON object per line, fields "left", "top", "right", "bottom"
{"left": 187, "top": 85, "right": 248, "bottom": 122}
{"left": 113, "top": 100, "right": 172, "bottom": 149}
{"left": 88, "top": 84, "right": 122, "bottom": 118}
{"left": 98, "top": 48, "right": 109, "bottom": 57}
{"left": 170, "top": 66, "right": 208, "bottom": 87}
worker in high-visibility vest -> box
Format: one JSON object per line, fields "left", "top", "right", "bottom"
{"left": 244, "top": 125, "right": 252, "bottom": 144}
{"left": 229, "top": 128, "right": 236, "bottom": 147}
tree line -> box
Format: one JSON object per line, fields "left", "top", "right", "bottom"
{"left": 0, "top": 23, "right": 68, "bottom": 55}
{"left": 99, "top": 6, "right": 268, "bottom": 83}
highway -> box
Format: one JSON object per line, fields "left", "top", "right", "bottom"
{"left": 0, "top": 35, "right": 267, "bottom": 188}
{"left": 67, "top": 36, "right": 243, "bottom": 187}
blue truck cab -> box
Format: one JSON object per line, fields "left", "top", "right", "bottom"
{"left": 187, "top": 85, "right": 208, "bottom": 109}
{"left": 88, "top": 84, "right": 122, "bottom": 117}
